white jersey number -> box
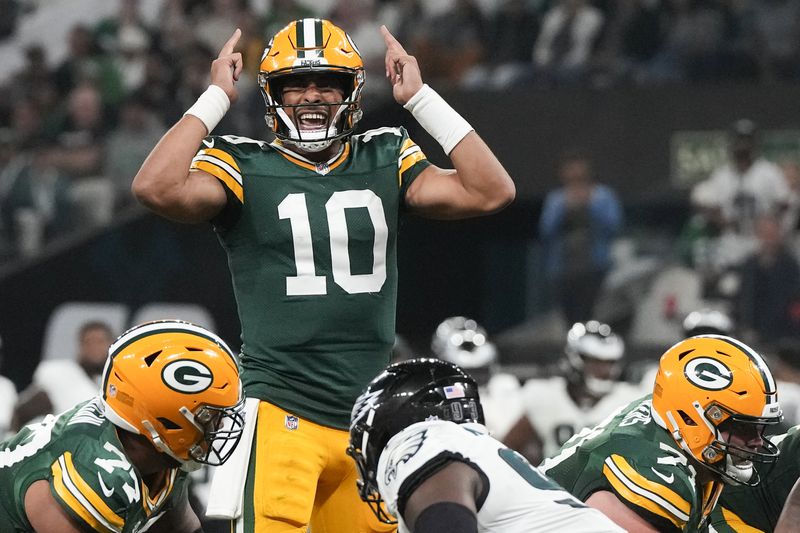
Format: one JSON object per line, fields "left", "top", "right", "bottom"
{"left": 278, "top": 190, "right": 388, "bottom": 296}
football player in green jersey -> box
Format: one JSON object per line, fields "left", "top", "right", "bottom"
{"left": 541, "top": 335, "right": 783, "bottom": 532}
{"left": 132, "top": 16, "right": 515, "bottom": 533}
{"left": 708, "top": 425, "right": 800, "bottom": 532}
{"left": 0, "top": 320, "right": 244, "bottom": 533}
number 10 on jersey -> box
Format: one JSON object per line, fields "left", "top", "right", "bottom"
{"left": 278, "top": 190, "right": 389, "bottom": 296}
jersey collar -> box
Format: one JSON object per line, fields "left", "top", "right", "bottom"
{"left": 270, "top": 139, "right": 350, "bottom": 175}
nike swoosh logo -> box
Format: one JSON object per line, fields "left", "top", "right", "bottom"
{"left": 97, "top": 473, "right": 114, "bottom": 498}
{"left": 202, "top": 138, "right": 215, "bottom": 149}
{"left": 651, "top": 467, "right": 674, "bottom": 484}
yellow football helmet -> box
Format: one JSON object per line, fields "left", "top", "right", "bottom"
{"left": 258, "top": 18, "right": 365, "bottom": 152}
{"left": 651, "top": 335, "right": 781, "bottom": 486}
{"left": 101, "top": 320, "right": 244, "bottom": 466}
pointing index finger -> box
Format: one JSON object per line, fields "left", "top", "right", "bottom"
{"left": 380, "top": 25, "right": 406, "bottom": 54}
{"left": 219, "top": 28, "right": 242, "bottom": 58}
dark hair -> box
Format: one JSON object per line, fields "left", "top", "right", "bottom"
{"left": 79, "top": 321, "right": 113, "bottom": 340}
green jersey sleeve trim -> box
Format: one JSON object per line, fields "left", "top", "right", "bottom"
{"left": 50, "top": 452, "right": 125, "bottom": 533}
{"left": 602, "top": 454, "right": 690, "bottom": 529}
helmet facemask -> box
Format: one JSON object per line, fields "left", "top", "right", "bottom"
{"left": 259, "top": 68, "right": 364, "bottom": 153}
{"left": 693, "top": 403, "right": 780, "bottom": 486}
{"left": 185, "top": 398, "right": 246, "bottom": 466}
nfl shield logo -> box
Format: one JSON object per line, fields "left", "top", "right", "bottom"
{"left": 315, "top": 162, "right": 330, "bottom": 175}
{"left": 285, "top": 415, "right": 299, "bottom": 430}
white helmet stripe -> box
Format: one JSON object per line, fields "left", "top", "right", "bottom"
{"left": 703, "top": 334, "right": 777, "bottom": 395}
{"left": 103, "top": 320, "right": 236, "bottom": 391}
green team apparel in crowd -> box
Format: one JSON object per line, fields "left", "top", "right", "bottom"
{"left": 0, "top": 398, "right": 189, "bottom": 533}
{"left": 708, "top": 425, "right": 800, "bottom": 532}
{"left": 190, "top": 127, "right": 430, "bottom": 429}
{"left": 542, "top": 395, "right": 724, "bottom": 533}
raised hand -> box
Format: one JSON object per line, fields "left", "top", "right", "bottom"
{"left": 381, "top": 25, "right": 423, "bottom": 105}
{"left": 211, "top": 28, "right": 244, "bottom": 103}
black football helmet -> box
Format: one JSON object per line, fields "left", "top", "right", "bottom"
{"left": 347, "top": 358, "right": 484, "bottom": 524}
{"left": 682, "top": 308, "right": 734, "bottom": 338}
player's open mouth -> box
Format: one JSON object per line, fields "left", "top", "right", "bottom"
{"left": 297, "top": 111, "right": 328, "bottom": 131}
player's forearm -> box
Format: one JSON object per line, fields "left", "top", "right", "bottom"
{"left": 404, "top": 84, "right": 514, "bottom": 215}
{"left": 131, "top": 116, "right": 207, "bottom": 213}
{"left": 448, "top": 132, "right": 515, "bottom": 213}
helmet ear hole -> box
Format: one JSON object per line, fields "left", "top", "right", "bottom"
{"left": 678, "top": 410, "right": 697, "bottom": 426}
{"left": 158, "top": 417, "right": 181, "bottom": 430}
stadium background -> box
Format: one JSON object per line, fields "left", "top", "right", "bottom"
{"left": 2, "top": 0, "right": 800, "bottom": 390}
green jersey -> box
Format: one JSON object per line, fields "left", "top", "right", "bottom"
{"left": 709, "top": 425, "right": 800, "bottom": 532}
{"left": 190, "top": 128, "right": 430, "bottom": 429}
{"left": 541, "top": 396, "right": 724, "bottom": 532}
{"left": 0, "top": 398, "right": 188, "bottom": 533}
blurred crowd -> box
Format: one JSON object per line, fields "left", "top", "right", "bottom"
{"left": 1, "top": 0, "right": 800, "bottom": 261}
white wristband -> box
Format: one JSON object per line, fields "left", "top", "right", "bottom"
{"left": 184, "top": 85, "right": 230, "bottom": 133}
{"left": 403, "top": 84, "right": 474, "bottom": 155}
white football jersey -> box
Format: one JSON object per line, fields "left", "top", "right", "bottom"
{"left": 33, "top": 359, "right": 100, "bottom": 415}
{"left": 377, "top": 420, "right": 624, "bottom": 533}
{"left": 479, "top": 373, "right": 524, "bottom": 441}
{"left": 521, "top": 376, "right": 641, "bottom": 458}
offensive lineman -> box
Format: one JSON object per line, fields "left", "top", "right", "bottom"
{"left": 0, "top": 321, "right": 244, "bottom": 533}
{"left": 542, "top": 335, "right": 783, "bottom": 532}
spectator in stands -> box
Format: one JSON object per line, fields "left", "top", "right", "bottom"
{"left": 260, "top": 0, "right": 314, "bottom": 42}
{"left": 407, "top": 0, "right": 486, "bottom": 88}
{"left": 690, "top": 118, "right": 789, "bottom": 270}
{"left": 747, "top": 0, "right": 800, "bottom": 82}
{"left": 646, "top": 0, "right": 729, "bottom": 83}
{"left": 54, "top": 24, "right": 124, "bottom": 106}
{"left": 532, "top": 0, "right": 605, "bottom": 86}
{"left": 0, "top": 137, "right": 74, "bottom": 256}
{"left": 735, "top": 213, "right": 800, "bottom": 345}
{"left": 11, "top": 320, "right": 114, "bottom": 431}
{"left": 462, "top": 0, "right": 540, "bottom": 90}
{"left": 95, "top": 0, "right": 155, "bottom": 94}
{"left": 540, "top": 149, "right": 623, "bottom": 325}
{"left": 592, "top": 0, "right": 669, "bottom": 86}
{"left": 51, "top": 80, "right": 114, "bottom": 227}
{"left": 104, "top": 94, "right": 166, "bottom": 208}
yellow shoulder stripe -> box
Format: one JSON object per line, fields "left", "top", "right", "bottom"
{"left": 190, "top": 163, "right": 243, "bottom": 203}
{"left": 400, "top": 138, "right": 415, "bottom": 152}
{"left": 719, "top": 507, "right": 767, "bottom": 533}
{"left": 602, "top": 454, "right": 691, "bottom": 529}
{"left": 51, "top": 453, "right": 124, "bottom": 533}
{"left": 398, "top": 150, "right": 427, "bottom": 186}
{"left": 201, "top": 148, "right": 240, "bottom": 172}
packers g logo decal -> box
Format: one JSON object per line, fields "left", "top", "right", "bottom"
{"left": 684, "top": 357, "right": 733, "bottom": 390}
{"left": 162, "top": 360, "right": 213, "bottom": 393}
